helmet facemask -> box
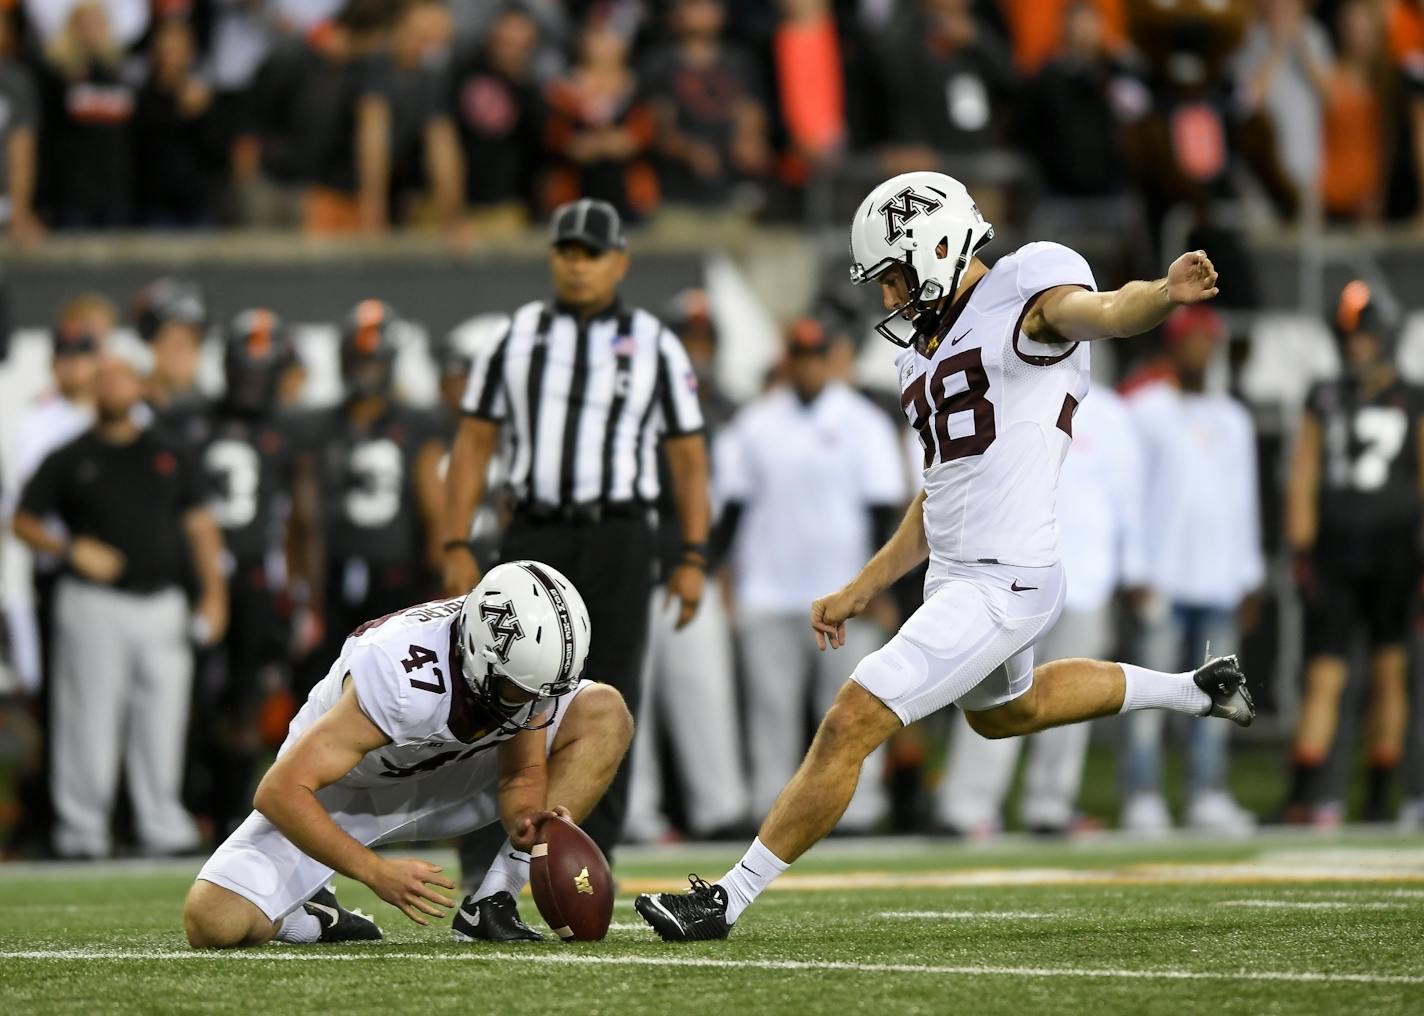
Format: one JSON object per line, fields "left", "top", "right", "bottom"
{"left": 455, "top": 628, "right": 563, "bottom": 735}
{"left": 860, "top": 231, "right": 978, "bottom": 349}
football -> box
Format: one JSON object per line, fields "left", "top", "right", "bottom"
{"left": 529, "top": 815, "right": 614, "bottom": 941}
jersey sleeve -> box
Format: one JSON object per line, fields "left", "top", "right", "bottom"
{"left": 17, "top": 446, "right": 64, "bottom": 518}
{"left": 460, "top": 319, "right": 513, "bottom": 422}
{"left": 348, "top": 643, "right": 417, "bottom": 746}
{"left": 1014, "top": 242, "right": 1098, "bottom": 301}
{"left": 655, "top": 328, "right": 705, "bottom": 437}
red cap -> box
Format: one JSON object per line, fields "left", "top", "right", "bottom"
{"left": 786, "top": 317, "right": 829, "bottom": 354}
{"left": 1163, "top": 305, "right": 1224, "bottom": 345}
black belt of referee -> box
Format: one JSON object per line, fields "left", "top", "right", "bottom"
{"left": 514, "top": 500, "right": 649, "bottom": 525}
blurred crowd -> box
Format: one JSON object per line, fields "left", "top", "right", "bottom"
{"left": 0, "top": 0, "right": 1421, "bottom": 243}
{"left": 0, "top": 261, "right": 1421, "bottom": 860}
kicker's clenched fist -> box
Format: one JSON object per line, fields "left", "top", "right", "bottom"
{"left": 1167, "top": 250, "right": 1219, "bottom": 305}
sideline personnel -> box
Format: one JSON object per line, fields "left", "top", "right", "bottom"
{"left": 13, "top": 354, "right": 228, "bottom": 858}
{"left": 442, "top": 198, "right": 710, "bottom": 866}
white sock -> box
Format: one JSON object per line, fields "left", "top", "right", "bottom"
{"left": 718, "top": 837, "right": 790, "bottom": 924}
{"left": 473, "top": 838, "right": 532, "bottom": 901}
{"left": 274, "top": 909, "right": 321, "bottom": 944}
{"left": 1119, "top": 663, "right": 1210, "bottom": 716}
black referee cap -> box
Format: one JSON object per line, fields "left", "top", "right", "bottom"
{"left": 551, "top": 198, "right": 626, "bottom": 253}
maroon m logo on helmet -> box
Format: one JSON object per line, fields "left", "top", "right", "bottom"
{"left": 478, "top": 599, "right": 525, "bottom": 663}
{"left": 878, "top": 187, "right": 943, "bottom": 244}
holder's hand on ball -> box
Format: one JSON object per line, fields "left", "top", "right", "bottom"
{"left": 511, "top": 805, "right": 573, "bottom": 853}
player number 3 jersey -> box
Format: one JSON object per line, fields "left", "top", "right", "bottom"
{"left": 284, "top": 598, "right": 551, "bottom": 788}
{"left": 899, "top": 242, "right": 1095, "bottom": 567}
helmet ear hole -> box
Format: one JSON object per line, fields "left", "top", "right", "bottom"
{"left": 935, "top": 236, "right": 950, "bottom": 259}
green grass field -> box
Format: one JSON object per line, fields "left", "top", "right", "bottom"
{"left": 2, "top": 830, "right": 1422, "bottom": 1015}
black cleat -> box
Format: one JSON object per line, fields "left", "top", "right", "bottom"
{"left": 635, "top": 874, "right": 731, "bottom": 942}
{"left": 1193, "top": 654, "right": 1255, "bottom": 727}
{"left": 450, "top": 891, "right": 544, "bottom": 942}
{"left": 303, "top": 884, "right": 382, "bottom": 943}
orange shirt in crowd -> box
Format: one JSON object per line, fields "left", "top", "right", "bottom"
{"left": 1389, "top": 0, "right": 1424, "bottom": 63}
{"left": 999, "top": 0, "right": 1126, "bottom": 75}
{"left": 1320, "top": 67, "right": 1384, "bottom": 216}
{"left": 774, "top": 10, "right": 844, "bottom": 157}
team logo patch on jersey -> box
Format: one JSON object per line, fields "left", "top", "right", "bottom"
{"left": 878, "top": 187, "right": 942, "bottom": 244}
{"left": 478, "top": 599, "right": 526, "bottom": 663}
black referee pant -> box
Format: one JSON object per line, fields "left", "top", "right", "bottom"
{"left": 458, "top": 508, "right": 655, "bottom": 885}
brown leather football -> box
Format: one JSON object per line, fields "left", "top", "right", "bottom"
{"left": 529, "top": 816, "right": 614, "bottom": 941}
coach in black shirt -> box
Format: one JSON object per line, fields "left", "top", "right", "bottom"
{"left": 443, "top": 198, "right": 710, "bottom": 871}
{"left": 14, "top": 355, "right": 227, "bottom": 858}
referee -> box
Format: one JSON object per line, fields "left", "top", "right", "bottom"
{"left": 442, "top": 198, "right": 710, "bottom": 867}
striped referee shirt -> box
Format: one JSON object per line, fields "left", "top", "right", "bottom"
{"left": 460, "top": 298, "right": 704, "bottom": 505}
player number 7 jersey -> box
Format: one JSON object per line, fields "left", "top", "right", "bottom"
{"left": 898, "top": 242, "right": 1095, "bottom": 568}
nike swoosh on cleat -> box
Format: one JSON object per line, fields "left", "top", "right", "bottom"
{"left": 459, "top": 908, "right": 480, "bottom": 927}
{"left": 307, "top": 902, "right": 338, "bottom": 927}
{"left": 643, "top": 896, "right": 684, "bottom": 936}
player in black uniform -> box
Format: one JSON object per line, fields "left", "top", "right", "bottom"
{"left": 305, "top": 300, "right": 445, "bottom": 695}
{"left": 134, "top": 277, "right": 211, "bottom": 449}
{"left": 192, "top": 309, "right": 322, "bottom": 838}
{"left": 1282, "top": 280, "right": 1424, "bottom": 823}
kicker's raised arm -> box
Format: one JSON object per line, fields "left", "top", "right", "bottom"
{"left": 1027, "top": 250, "right": 1220, "bottom": 344}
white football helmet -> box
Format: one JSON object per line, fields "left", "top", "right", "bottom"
{"left": 458, "top": 560, "right": 591, "bottom": 728}
{"left": 848, "top": 171, "right": 994, "bottom": 347}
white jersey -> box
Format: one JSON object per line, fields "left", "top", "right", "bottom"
{"left": 897, "top": 241, "right": 1095, "bottom": 567}
{"left": 285, "top": 598, "right": 552, "bottom": 789}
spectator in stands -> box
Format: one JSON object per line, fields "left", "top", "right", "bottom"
{"left": 1320, "top": 0, "right": 1393, "bottom": 221}
{"left": 36, "top": 1, "right": 136, "bottom": 228}
{"left": 369, "top": 0, "right": 464, "bottom": 233}
{"left": 1120, "top": 306, "right": 1263, "bottom": 835}
{"left": 133, "top": 17, "right": 220, "bottom": 227}
{"left": 1281, "top": 280, "right": 1421, "bottom": 824}
{"left": 247, "top": 1, "right": 400, "bottom": 234}
{"left": 872, "top": 0, "right": 1016, "bottom": 172}
{"left": 1000, "top": 0, "right": 1125, "bottom": 76}
{"left": 1235, "top": 0, "right": 1334, "bottom": 199}
{"left": 23, "top": 0, "right": 149, "bottom": 51}
{"left": 13, "top": 353, "right": 226, "bottom": 858}
{"left": 447, "top": 4, "right": 546, "bottom": 229}
{"left": 642, "top": 0, "right": 771, "bottom": 209}
{"left": 542, "top": 13, "right": 658, "bottom": 218}
{"left": 715, "top": 318, "right": 903, "bottom": 833}
{"left": 1021, "top": 2, "right": 1153, "bottom": 276}
{"left": 0, "top": 11, "right": 42, "bottom": 246}
{"left": 1020, "top": 2, "right": 1134, "bottom": 200}
{"left": 772, "top": 0, "right": 847, "bottom": 176}
{"left": 1386, "top": 0, "right": 1424, "bottom": 220}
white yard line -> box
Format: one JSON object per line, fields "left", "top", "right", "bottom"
{"left": 1217, "top": 900, "right": 1410, "bottom": 910}
{"left": 1, "top": 949, "right": 1422, "bottom": 986}
{"left": 877, "top": 911, "right": 1056, "bottom": 920}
